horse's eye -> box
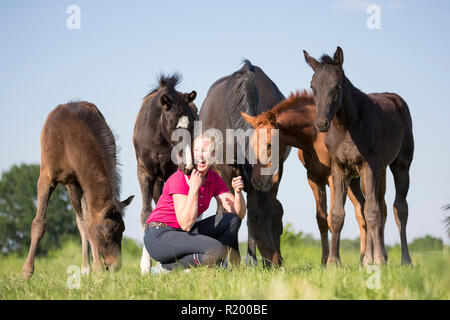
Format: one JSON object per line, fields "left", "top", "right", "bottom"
{"left": 267, "top": 143, "right": 272, "bottom": 149}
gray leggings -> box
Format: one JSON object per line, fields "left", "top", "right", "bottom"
{"left": 144, "top": 212, "right": 241, "bottom": 270}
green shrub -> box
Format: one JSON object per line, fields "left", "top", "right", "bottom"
{"left": 409, "top": 235, "right": 443, "bottom": 252}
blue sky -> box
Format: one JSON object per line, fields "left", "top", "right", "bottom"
{"left": 1, "top": 0, "right": 449, "bottom": 245}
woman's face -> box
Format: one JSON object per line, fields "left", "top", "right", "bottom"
{"left": 193, "top": 138, "right": 213, "bottom": 173}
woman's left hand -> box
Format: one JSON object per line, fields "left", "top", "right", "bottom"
{"left": 231, "top": 176, "right": 244, "bottom": 194}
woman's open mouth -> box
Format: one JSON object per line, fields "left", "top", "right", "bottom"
{"left": 196, "top": 159, "right": 207, "bottom": 169}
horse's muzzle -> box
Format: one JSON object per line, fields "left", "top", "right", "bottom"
{"left": 315, "top": 118, "right": 330, "bottom": 132}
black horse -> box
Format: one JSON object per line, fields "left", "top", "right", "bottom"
{"left": 133, "top": 74, "right": 198, "bottom": 274}
{"left": 303, "top": 47, "right": 414, "bottom": 266}
{"left": 200, "top": 60, "right": 291, "bottom": 267}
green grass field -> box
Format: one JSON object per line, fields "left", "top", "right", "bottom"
{"left": 1, "top": 234, "right": 449, "bottom": 300}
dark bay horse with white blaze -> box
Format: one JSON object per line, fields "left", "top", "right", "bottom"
{"left": 303, "top": 47, "right": 414, "bottom": 266}
{"left": 241, "top": 90, "right": 367, "bottom": 265}
{"left": 200, "top": 60, "right": 290, "bottom": 267}
{"left": 133, "top": 74, "right": 198, "bottom": 274}
{"left": 22, "top": 102, "right": 134, "bottom": 278}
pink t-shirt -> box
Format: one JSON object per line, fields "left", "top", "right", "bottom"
{"left": 146, "top": 169, "right": 230, "bottom": 229}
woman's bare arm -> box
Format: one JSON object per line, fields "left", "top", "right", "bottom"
{"left": 173, "top": 192, "right": 198, "bottom": 232}
{"left": 173, "top": 169, "right": 203, "bottom": 232}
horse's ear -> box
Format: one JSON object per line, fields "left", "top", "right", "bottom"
{"left": 160, "top": 94, "right": 172, "bottom": 111}
{"left": 119, "top": 195, "right": 134, "bottom": 210}
{"left": 303, "top": 50, "right": 320, "bottom": 71}
{"left": 240, "top": 111, "right": 257, "bottom": 128}
{"left": 187, "top": 90, "right": 197, "bottom": 103}
{"left": 334, "top": 46, "right": 344, "bottom": 68}
{"left": 267, "top": 111, "right": 278, "bottom": 128}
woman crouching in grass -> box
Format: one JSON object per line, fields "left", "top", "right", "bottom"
{"left": 144, "top": 133, "right": 246, "bottom": 274}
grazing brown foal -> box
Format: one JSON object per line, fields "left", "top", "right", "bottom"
{"left": 303, "top": 47, "right": 414, "bottom": 266}
{"left": 241, "top": 90, "right": 367, "bottom": 265}
{"left": 22, "top": 101, "right": 134, "bottom": 278}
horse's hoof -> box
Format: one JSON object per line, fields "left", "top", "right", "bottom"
{"left": 325, "top": 257, "right": 341, "bottom": 269}
{"left": 245, "top": 255, "right": 258, "bottom": 267}
{"left": 140, "top": 261, "right": 152, "bottom": 275}
{"left": 362, "top": 255, "right": 373, "bottom": 268}
{"left": 22, "top": 268, "right": 33, "bottom": 279}
{"left": 374, "top": 254, "right": 387, "bottom": 267}
{"left": 81, "top": 266, "right": 90, "bottom": 275}
{"left": 401, "top": 257, "right": 413, "bottom": 267}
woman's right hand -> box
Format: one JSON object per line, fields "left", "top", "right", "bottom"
{"left": 187, "top": 169, "right": 203, "bottom": 193}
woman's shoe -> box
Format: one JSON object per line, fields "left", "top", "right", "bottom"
{"left": 151, "top": 262, "right": 171, "bottom": 275}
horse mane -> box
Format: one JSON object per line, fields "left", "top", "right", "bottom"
{"left": 225, "top": 59, "right": 258, "bottom": 130}
{"left": 67, "top": 101, "right": 121, "bottom": 200}
{"left": 143, "top": 73, "right": 182, "bottom": 99}
{"left": 271, "top": 90, "right": 315, "bottom": 114}
{"left": 319, "top": 54, "right": 339, "bottom": 66}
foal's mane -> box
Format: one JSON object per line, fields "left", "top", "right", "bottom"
{"left": 319, "top": 54, "right": 339, "bottom": 66}
{"left": 252, "top": 90, "right": 314, "bottom": 128}
{"left": 271, "top": 90, "right": 315, "bottom": 114}
{"left": 67, "top": 101, "right": 121, "bottom": 200}
{"left": 143, "top": 73, "right": 182, "bottom": 99}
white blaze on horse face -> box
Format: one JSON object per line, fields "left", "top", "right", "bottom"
{"left": 261, "top": 129, "right": 280, "bottom": 176}
{"left": 176, "top": 116, "right": 190, "bottom": 129}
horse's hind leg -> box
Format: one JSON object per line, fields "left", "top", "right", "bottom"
{"left": 390, "top": 157, "right": 413, "bottom": 265}
{"left": 66, "top": 184, "right": 90, "bottom": 275}
{"left": 327, "top": 163, "right": 349, "bottom": 267}
{"left": 137, "top": 162, "right": 154, "bottom": 274}
{"left": 307, "top": 173, "right": 329, "bottom": 266}
{"left": 347, "top": 177, "right": 366, "bottom": 263}
{"left": 378, "top": 168, "right": 388, "bottom": 261}
{"left": 22, "top": 174, "right": 56, "bottom": 278}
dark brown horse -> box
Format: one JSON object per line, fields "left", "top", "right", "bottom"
{"left": 22, "top": 101, "right": 134, "bottom": 278}
{"left": 303, "top": 47, "right": 414, "bottom": 266}
{"left": 200, "top": 60, "right": 290, "bottom": 267}
{"left": 133, "top": 74, "right": 198, "bottom": 274}
{"left": 241, "top": 90, "right": 367, "bottom": 265}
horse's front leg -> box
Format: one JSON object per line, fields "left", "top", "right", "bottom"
{"left": 67, "top": 184, "right": 91, "bottom": 275}
{"left": 327, "top": 162, "right": 349, "bottom": 268}
{"left": 246, "top": 234, "right": 258, "bottom": 266}
{"left": 361, "top": 163, "right": 387, "bottom": 267}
